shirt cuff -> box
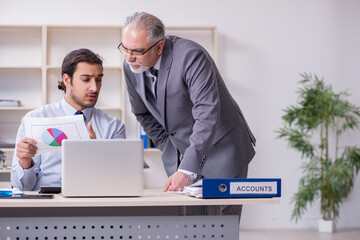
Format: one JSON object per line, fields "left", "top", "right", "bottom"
{"left": 178, "top": 169, "right": 197, "bottom": 180}
{"left": 19, "top": 161, "right": 37, "bottom": 190}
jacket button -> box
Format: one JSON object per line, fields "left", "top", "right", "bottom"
{"left": 170, "top": 131, "right": 176, "bottom": 136}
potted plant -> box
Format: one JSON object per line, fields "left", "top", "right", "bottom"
{"left": 277, "top": 73, "right": 360, "bottom": 232}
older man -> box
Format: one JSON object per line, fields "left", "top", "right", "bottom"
{"left": 120, "top": 12, "right": 256, "bottom": 216}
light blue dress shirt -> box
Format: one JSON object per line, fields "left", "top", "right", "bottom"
{"left": 11, "top": 98, "right": 126, "bottom": 191}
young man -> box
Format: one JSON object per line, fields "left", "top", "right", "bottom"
{"left": 120, "top": 12, "right": 256, "bottom": 216}
{"left": 11, "top": 48, "right": 125, "bottom": 191}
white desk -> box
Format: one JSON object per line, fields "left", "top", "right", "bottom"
{"left": 0, "top": 189, "right": 280, "bottom": 239}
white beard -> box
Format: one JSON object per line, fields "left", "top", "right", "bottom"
{"left": 126, "top": 61, "right": 149, "bottom": 74}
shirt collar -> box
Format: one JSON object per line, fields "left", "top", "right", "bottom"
{"left": 61, "top": 98, "right": 91, "bottom": 121}
{"left": 153, "top": 55, "right": 162, "bottom": 71}
{"left": 145, "top": 56, "right": 162, "bottom": 78}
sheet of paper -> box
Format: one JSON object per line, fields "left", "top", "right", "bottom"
{"left": 167, "top": 179, "right": 204, "bottom": 198}
{"left": 24, "top": 115, "right": 90, "bottom": 156}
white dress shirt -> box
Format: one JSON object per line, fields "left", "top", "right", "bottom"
{"left": 11, "top": 98, "right": 126, "bottom": 191}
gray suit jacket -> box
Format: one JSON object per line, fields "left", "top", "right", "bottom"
{"left": 124, "top": 35, "right": 256, "bottom": 178}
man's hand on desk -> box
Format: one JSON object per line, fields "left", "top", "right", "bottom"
{"left": 163, "top": 171, "right": 193, "bottom": 192}
{"left": 16, "top": 137, "right": 37, "bottom": 169}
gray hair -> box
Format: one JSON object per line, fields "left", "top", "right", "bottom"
{"left": 124, "top": 12, "right": 165, "bottom": 44}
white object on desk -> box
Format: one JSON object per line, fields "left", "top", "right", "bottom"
{"left": 61, "top": 139, "right": 144, "bottom": 197}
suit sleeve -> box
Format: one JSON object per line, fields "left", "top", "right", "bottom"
{"left": 178, "top": 48, "right": 220, "bottom": 174}
{"left": 123, "top": 64, "right": 169, "bottom": 151}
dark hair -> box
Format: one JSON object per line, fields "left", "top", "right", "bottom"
{"left": 58, "top": 48, "right": 103, "bottom": 92}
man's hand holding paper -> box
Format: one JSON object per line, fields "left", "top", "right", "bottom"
{"left": 23, "top": 115, "right": 90, "bottom": 156}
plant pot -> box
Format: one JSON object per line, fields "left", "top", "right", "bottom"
{"left": 318, "top": 219, "right": 336, "bottom": 233}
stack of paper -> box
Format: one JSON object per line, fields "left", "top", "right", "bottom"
{"left": 0, "top": 99, "right": 20, "bottom": 107}
{"left": 183, "top": 179, "right": 203, "bottom": 198}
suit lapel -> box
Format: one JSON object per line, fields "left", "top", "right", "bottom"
{"left": 157, "top": 38, "right": 173, "bottom": 128}
{"left": 135, "top": 72, "right": 162, "bottom": 121}
{"left": 135, "top": 73, "right": 146, "bottom": 99}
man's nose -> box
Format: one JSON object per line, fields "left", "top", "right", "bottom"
{"left": 89, "top": 79, "right": 98, "bottom": 91}
{"left": 125, "top": 52, "right": 136, "bottom": 62}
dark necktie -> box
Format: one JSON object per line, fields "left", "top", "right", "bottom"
{"left": 145, "top": 69, "right": 160, "bottom": 113}
{"left": 148, "top": 67, "right": 158, "bottom": 78}
{"left": 148, "top": 67, "right": 158, "bottom": 97}
{"left": 75, "top": 111, "right": 86, "bottom": 122}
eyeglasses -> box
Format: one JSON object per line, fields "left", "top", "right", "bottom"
{"left": 117, "top": 39, "right": 163, "bottom": 56}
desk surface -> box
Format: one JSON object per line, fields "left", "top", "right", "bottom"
{"left": 0, "top": 189, "right": 280, "bottom": 208}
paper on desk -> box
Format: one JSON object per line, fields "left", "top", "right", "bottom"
{"left": 24, "top": 115, "right": 90, "bottom": 156}
{"left": 183, "top": 179, "right": 203, "bottom": 198}
{"left": 166, "top": 180, "right": 203, "bottom": 197}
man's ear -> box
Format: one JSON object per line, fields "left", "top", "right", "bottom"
{"left": 156, "top": 40, "right": 165, "bottom": 55}
{"left": 63, "top": 73, "right": 71, "bottom": 88}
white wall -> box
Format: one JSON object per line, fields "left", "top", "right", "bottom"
{"left": 1, "top": 0, "right": 360, "bottom": 230}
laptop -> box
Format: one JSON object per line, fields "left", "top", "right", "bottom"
{"left": 61, "top": 139, "right": 143, "bottom": 197}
